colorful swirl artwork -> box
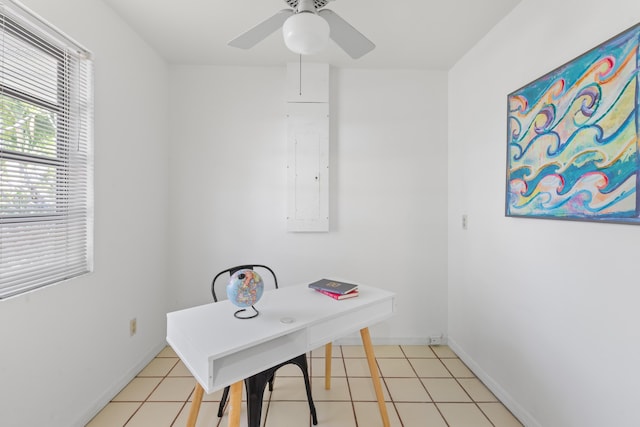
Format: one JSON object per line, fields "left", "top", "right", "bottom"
{"left": 506, "top": 24, "right": 640, "bottom": 223}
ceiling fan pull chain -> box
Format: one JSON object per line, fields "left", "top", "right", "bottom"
{"left": 299, "top": 53, "right": 303, "bottom": 96}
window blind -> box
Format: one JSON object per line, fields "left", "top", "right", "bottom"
{"left": 0, "top": 1, "right": 93, "bottom": 299}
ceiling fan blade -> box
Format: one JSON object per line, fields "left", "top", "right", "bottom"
{"left": 318, "top": 9, "right": 375, "bottom": 59}
{"left": 228, "top": 9, "right": 294, "bottom": 49}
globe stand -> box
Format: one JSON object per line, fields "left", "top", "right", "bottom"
{"left": 234, "top": 305, "right": 259, "bottom": 319}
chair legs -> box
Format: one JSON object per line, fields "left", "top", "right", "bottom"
{"left": 216, "top": 376, "right": 277, "bottom": 418}
{"left": 297, "top": 355, "right": 318, "bottom": 425}
{"left": 216, "top": 353, "right": 317, "bottom": 426}
{"left": 217, "top": 386, "right": 230, "bottom": 417}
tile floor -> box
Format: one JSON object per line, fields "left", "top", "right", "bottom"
{"left": 86, "top": 344, "right": 523, "bottom": 427}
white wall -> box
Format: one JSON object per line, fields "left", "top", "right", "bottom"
{"left": 0, "top": 1, "right": 170, "bottom": 426}
{"left": 168, "top": 65, "right": 448, "bottom": 343}
{"left": 448, "top": 1, "right": 640, "bottom": 426}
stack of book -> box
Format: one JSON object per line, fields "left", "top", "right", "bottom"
{"left": 308, "top": 279, "right": 359, "bottom": 300}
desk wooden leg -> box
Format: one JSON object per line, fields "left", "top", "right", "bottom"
{"left": 360, "top": 327, "right": 390, "bottom": 427}
{"left": 325, "top": 342, "right": 332, "bottom": 390}
{"left": 187, "top": 382, "right": 204, "bottom": 427}
{"left": 228, "top": 381, "right": 243, "bottom": 427}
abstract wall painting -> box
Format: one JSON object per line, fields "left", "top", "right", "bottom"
{"left": 506, "top": 23, "right": 640, "bottom": 224}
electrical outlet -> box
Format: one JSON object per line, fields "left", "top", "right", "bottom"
{"left": 130, "top": 318, "right": 137, "bottom": 337}
{"left": 462, "top": 214, "right": 468, "bottom": 230}
{"left": 429, "top": 334, "right": 444, "bottom": 345}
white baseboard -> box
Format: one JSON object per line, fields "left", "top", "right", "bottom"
{"left": 447, "top": 337, "right": 541, "bottom": 427}
{"left": 334, "top": 336, "right": 436, "bottom": 346}
{"left": 74, "top": 341, "right": 167, "bottom": 427}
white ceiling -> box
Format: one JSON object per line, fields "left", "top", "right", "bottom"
{"left": 102, "top": 0, "right": 521, "bottom": 69}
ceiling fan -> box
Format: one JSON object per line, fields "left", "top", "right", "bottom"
{"left": 228, "top": 0, "right": 375, "bottom": 59}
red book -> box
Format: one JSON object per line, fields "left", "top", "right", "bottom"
{"left": 315, "top": 288, "right": 359, "bottom": 300}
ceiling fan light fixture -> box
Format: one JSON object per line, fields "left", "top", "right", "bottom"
{"left": 282, "top": 12, "right": 330, "bottom": 55}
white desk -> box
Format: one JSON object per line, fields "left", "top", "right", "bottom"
{"left": 167, "top": 283, "right": 396, "bottom": 427}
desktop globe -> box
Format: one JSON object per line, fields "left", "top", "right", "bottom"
{"left": 226, "top": 269, "right": 264, "bottom": 319}
{"left": 227, "top": 269, "right": 264, "bottom": 307}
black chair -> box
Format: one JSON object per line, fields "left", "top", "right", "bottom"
{"left": 211, "top": 264, "right": 318, "bottom": 426}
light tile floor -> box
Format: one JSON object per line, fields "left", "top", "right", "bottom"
{"left": 86, "top": 344, "right": 523, "bottom": 427}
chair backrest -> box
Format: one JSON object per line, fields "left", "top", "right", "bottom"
{"left": 211, "top": 264, "right": 278, "bottom": 302}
